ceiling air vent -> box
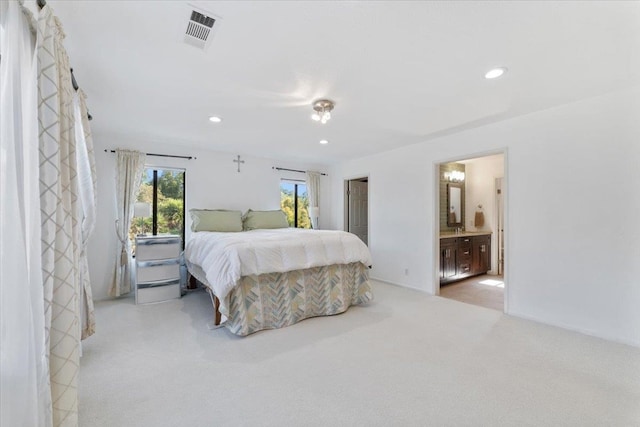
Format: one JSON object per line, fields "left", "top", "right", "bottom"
{"left": 183, "top": 6, "right": 221, "bottom": 50}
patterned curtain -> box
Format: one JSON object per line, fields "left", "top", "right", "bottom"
{"left": 37, "top": 4, "right": 82, "bottom": 426}
{"left": 109, "top": 149, "right": 146, "bottom": 297}
{"left": 306, "top": 171, "right": 321, "bottom": 229}
{"left": 1, "top": 2, "right": 52, "bottom": 426}
{"left": 73, "top": 89, "right": 97, "bottom": 339}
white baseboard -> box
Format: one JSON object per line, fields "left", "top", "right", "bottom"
{"left": 508, "top": 310, "right": 640, "bottom": 349}
{"left": 370, "top": 276, "right": 432, "bottom": 295}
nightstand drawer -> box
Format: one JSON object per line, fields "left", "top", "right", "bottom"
{"left": 136, "top": 238, "right": 181, "bottom": 261}
{"left": 137, "top": 259, "right": 180, "bottom": 283}
{"left": 136, "top": 280, "right": 180, "bottom": 304}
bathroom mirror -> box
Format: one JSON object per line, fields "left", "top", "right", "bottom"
{"left": 447, "top": 183, "right": 463, "bottom": 227}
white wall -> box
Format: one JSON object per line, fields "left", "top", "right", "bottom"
{"left": 463, "top": 154, "right": 504, "bottom": 274}
{"left": 88, "top": 136, "right": 330, "bottom": 300}
{"left": 329, "top": 86, "right": 640, "bottom": 347}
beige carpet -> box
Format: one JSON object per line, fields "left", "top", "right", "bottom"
{"left": 79, "top": 281, "right": 640, "bottom": 426}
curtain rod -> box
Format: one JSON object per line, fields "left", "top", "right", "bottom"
{"left": 104, "top": 150, "right": 196, "bottom": 160}
{"left": 272, "top": 167, "right": 327, "bottom": 176}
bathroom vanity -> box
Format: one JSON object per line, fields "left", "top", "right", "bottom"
{"left": 440, "top": 232, "right": 491, "bottom": 285}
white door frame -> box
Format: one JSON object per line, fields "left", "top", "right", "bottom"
{"left": 495, "top": 177, "right": 504, "bottom": 276}
{"left": 432, "top": 148, "right": 509, "bottom": 314}
{"left": 344, "top": 175, "right": 370, "bottom": 246}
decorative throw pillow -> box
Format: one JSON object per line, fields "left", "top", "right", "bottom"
{"left": 242, "top": 209, "right": 289, "bottom": 230}
{"left": 190, "top": 209, "right": 243, "bottom": 232}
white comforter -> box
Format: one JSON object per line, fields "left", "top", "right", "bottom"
{"left": 185, "top": 228, "right": 372, "bottom": 301}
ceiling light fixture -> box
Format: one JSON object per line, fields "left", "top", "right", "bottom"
{"left": 485, "top": 67, "right": 507, "bottom": 79}
{"left": 319, "top": 139, "right": 329, "bottom": 145}
{"left": 209, "top": 116, "right": 222, "bottom": 123}
{"left": 311, "top": 99, "right": 335, "bottom": 124}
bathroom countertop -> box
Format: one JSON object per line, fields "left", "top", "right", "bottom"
{"left": 439, "top": 230, "right": 492, "bottom": 239}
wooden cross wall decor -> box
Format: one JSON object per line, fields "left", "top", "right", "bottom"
{"left": 233, "top": 155, "right": 245, "bottom": 173}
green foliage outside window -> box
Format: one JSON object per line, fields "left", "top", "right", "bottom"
{"left": 280, "top": 182, "right": 311, "bottom": 229}
{"left": 281, "top": 187, "right": 295, "bottom": 226}
{"left": 158, "top": 171, "right": 183, "bottom": 200}
{"left": 130, "top": 169, "right": 185, "bottom": 245}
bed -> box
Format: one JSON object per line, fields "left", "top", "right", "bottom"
{"left": 184, "top": 224, "right": 373, "bottom": 336}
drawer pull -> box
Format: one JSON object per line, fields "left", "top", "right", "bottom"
{"left": 138, "top": 258, "right": 180, "bottom": 268}
{"left": 463, "top": 250, "right": 470, "bottom": 255}
{"left": 137, "top": 279, "right": 180, "bottom": 289}
{"left": 137, "top": 238, "right": 180, "bottom": 246}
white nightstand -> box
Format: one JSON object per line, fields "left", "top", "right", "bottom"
{"left": 135, "top": 235, "right": 181, "bottom": 304}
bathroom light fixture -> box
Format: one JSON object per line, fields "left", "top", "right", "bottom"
{"left": 208, "top": 116, "right": 222, "bottom": 123}
{"left": 485, "top": 67, "right": 507, "bottom": 79}
{"left": 444, "top": 171, "right": 465, "bottom": 182}
{"left": 311, "top": 99, "right": 335, "bottom": 124}
{"left": 319, "top": 139, "right": 329, "bottom": 145}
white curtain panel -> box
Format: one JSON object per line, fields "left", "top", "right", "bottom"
{"left": 73, "top": 89, "right": 97, "bottom": 340}
{"left": 38, "top": 3, "right": 84, "bottom": 426}
{"left": 306, "top": 171, "right": 321, "bottom": 229}
{"left": 1, "top": 2, "right": 52, "bottom": 426}
{"left": 109, "top": 149, "right": 146, "bottom": 297}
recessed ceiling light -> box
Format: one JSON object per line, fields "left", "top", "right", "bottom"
{"left": 319, "top": 139, "right": 329, "bottom": 145}
{"left": 485, "top": 67, "right": 507, "bottom": 79}
{"left": 208, "top": 116, "right": 222, "bottom": 123}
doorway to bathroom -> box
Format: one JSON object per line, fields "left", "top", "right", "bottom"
{"left": 435, "top": 152, "right": 506, "bottom": 312}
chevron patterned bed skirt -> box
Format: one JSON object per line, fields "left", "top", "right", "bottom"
{"left": 191, "top": 262, "right": 373, "bottom": 336}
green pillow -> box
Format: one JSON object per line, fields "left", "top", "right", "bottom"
{"left": 190, "top": 209, "right": 243, "bottom": 232}
{"left": 243, "top": 209, "right": 289, "bottom": 230}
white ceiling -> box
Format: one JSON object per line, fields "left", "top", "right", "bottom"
{"left": 52, "top": 1, "right": 640, "bottom": 164}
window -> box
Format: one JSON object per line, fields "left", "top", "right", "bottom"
{"left": 131, "top": 168, "right": 185, "bottom": 247}
{"left": 280, "top": 180, "right": 310, "bottom": 228}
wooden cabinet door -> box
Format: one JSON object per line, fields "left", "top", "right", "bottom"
{"left": 440, "top": 239, "right": 457, "bottom": 282}
{"left": 472, "top": 235, "right": 491, "bottom": 274}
